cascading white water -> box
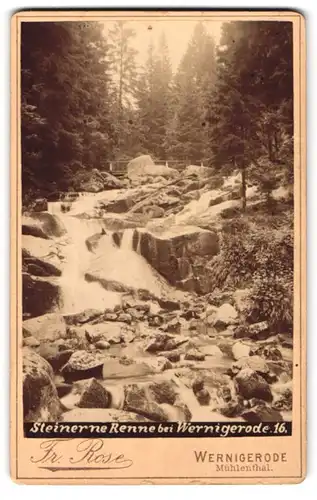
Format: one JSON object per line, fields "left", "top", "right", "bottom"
{"left": 174, "top": 189, "right": 220, "bottom": 224}
{"left": 56, "top": 214, "right": 121, "bottom": 313}
{"left": 47, "top": 191, "right": 172, "bottom": 314}
{"left": 48, "top": 194, "right": 122, "bottom": 313}
{"left": 88, "top": 226, "right": 171, "bottom": 296}
{"left": 120, "top": 228, "right": 134, "bottom": 250}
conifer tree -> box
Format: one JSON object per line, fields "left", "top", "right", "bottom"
{"left": 170, "top": 22, "right": 216, "bottom": 164}
{"left": 207, "top": 21, "right": 293, "bottom": 210}
{"left": 21, "top": 21, "right": 115, "bottom": 200}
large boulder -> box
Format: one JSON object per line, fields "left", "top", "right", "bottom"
{"left": 63, "top": 308, "right": 104, "bottom": 326}
{"left": 75, "top": 378, "right": 111, "bottom": 409}
{"left": 23, "top": 348, "right": 63, "bottom": 421}
{"left": 85, "top": 322, "right": 134, "bottom": 345}
{"left": 101, "top": 171, "right": 124, "bottom": 190}
{"left": 231, "top": 355, "right": 270, "bottom": 377}
{"left": 97, "top": 191, "right": 139, "bottom": 214}
{"left": 61, "top": 350, "right": 104, "bottom": 383}
{"left": 205, "top": 303, "right": 238, "bottom": 330}
{"left": 145, "top": 333, "right": 188, "bottom": 353}
{"left": 272, "top": 388, "right": 292, "bottom": 412}
{"left": 23, "top": 273, "right": 61, "bottom": 319}
{"left": 184, "top": 165, "right": 212, "bottom": 177}
{"left": 127, "top": 155, "right": 178, "bottom": 180}
{"left": 73, "top": 169, "right": 123, "bottom": 193}
{"left": 133, "top": 226, "right": 219, "bottom": 293}
{"left": 232, "top": 341, "right": 251, "bottom": 360}
{"left": 38, "top": 345, "right": 74, "bottom": 372}
{"left": 22, "top": 248, "right": 61, "bottom": 277}
{"left": 22, "top": 234, "right": 63, "bottom": 279}
{"left": 23, "top": 313, "right": 67, "bottom": 342}
{"left": 101, "top": 356, "right": 171, "bottom": 380}
{"left": 235, "top": 368, "right": 273, "bottom": 402}
{"left": 184, "top": 348, "right": 205, "bottom": 361}
{"left": 22, "top": 213, "right": 66, "bottom": 239}
{"left": 122, "top": 382, "right": 191, "bottom": 422}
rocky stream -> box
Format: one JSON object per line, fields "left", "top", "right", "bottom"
{"left": 22, "top": 159, "right": 293, "bottom": 424}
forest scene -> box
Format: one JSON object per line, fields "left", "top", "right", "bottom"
{"left": 21, "top": 19, "right": 294, "bottom": 425}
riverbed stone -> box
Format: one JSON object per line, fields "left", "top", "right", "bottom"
{"left": 39, "top": 344, "right": 74, "bottom": 372}
{"left": 184, "top": 348, "right": 205, "bottom": 361}
{"left": 163, "top": 317, "right": 182, "bottom": 334}
{"left": 235, "top": 368, "right": 273, "bottom": 402}
{"left": 231, "top": 355, "right": 270, "bottom": 377}
{"left": 23, "top": 313, "right": 66, "bottom": 342}
{"left": 75, "top": 378, "right": 111, "bottom": 409}
{"left": 196, "top": 388, "right": 211, "bottom": 406}
{"left": 102, "top": 357, "right": 164, "bottom": 379}
{"left": 232, "top": 341, "right": 251, "bottom": 360}
{"left": 23, "top": 336, "right": 40, "bottom": 348}
{"left": 145, "top": 333, "right": 188, "bottom": 353}
{"left": 248, "top": 321, "right": 271, "bottom": 340}
{"left": 22, "top": 212, "right": 66, "bottom": 239}
{"left": 23, "top": 273, "right": 61, "bottom": 319}
{"left": 207, "top": 303, "right": 238, "bottom": 330}
{"left": 219, "top": 400, "right": 244, "bottom": 418}
{"left": 127, "top": 155, "right": 178, "bottom": 180}
{"left": 122, "top": 384, "right": 171, "bottom": 422}
{"left": 200, "top": 345, "right": 223, "bottom": 357}
{"left": 132, "top": 226, "right": 219, "bottom": 293}
{"left": 23, "top": 348, "right": 63, "bottom": 422}
{"left": 95, "top": 340, "right": 111, "bottom": 350}
{"left": 61, "top": 350, "right": 104, "bottom": 382}
{"left": 56, "top": 382, "right": 73, "bottom": 399}
{"left": 250, "top": 345, "right": 283, "bottom": 361}
{"left": 242, "top": 403, "right": 283, "bottom": 422}
{"left": 104, "top": 312, "right": 118, "bottom": 321}
{"left": 192, "top": 377, "right": 205, "bottom": 394}
{"left": 141, "top": 356, "right": 173, "bottom": 373}
{"left": 272, "top": 388, "right": 292, "bottom": 411}
{"left": 147, "top": 381, "right": 178, "bottom": 405}
{"left": 85, "top": 322, "right": 132, "bottom": 344}
{"left": 117, "top": 312, "right": 132, "bottom": 324}
{"left": 159, "top": 350, "right": 181, "bottom": 362}
{"left": 63, "top": 308, "right": 104, "bottom": 325}
{"left": 22, "top": 247, "right": 62, "bottom": 277}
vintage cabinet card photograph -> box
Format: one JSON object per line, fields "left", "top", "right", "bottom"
{"left": 10, "top": 10, "right": 306, "bottom": 484}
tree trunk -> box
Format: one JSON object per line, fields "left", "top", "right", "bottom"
{"left": 273, "top": 131, "right": 279, "bottom": 158}
{"left": 241, "top": 162, "right": 247, "bottom": 212}
{"left": 268, "top": 132, "right": 273, "bottom": 161}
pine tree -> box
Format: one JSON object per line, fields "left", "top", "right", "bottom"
{"left": 207, "top": 21, "right": 293, "bottom": 210}
{"left": 21, "top": 21, "right": 116, "bottom": 201}
{"left": 108, "top": 21, "right": 138, "bottom": 113}
{"left": 170, "top": 22, "right": 216, "bottom": 164}
{"left": 135, "top": 36, "right": 173, "bottom": 160}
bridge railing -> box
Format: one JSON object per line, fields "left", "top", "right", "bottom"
{"left": 107, "top": 159, "right": 208, "bottom": 174}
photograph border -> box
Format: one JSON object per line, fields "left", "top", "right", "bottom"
{"left": 10, "top": 9, "right": 306, "bottom": 484}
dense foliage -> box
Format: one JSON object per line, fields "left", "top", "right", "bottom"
{"left": 208, "top": 217, "right": 293, "bottom": 331}
{"left": 21, "top": 21, "right": 116, "bottom": 202}
{"left": 22, "top": 20, "right": 293, "bottom": 205}
{"left": 207, "top": 21, "right": 293, "bottom": 210}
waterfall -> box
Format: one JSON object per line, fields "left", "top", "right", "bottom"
{"left": 48, "top": 201, "right": 121, "bottom": 314}
{"left": 120, "top": 228, "right": 134, "bottom": 250}
{"left": 47, "top": 192, "right": 173, "bottom": 313}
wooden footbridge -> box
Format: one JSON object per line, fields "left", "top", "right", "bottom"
{"left": 106, "top": 159, "right": 207, "bottom": 178}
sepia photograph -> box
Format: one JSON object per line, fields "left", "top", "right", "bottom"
{"left": 20, "top": 15, "right": 295, "bottom": 428}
